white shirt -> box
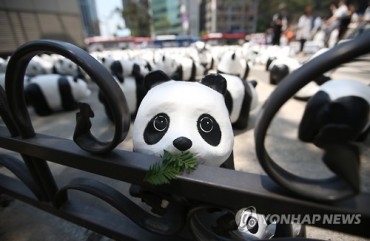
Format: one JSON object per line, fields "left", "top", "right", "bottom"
{"left": 296, "top": 15, "right": 313, "bottom": 40}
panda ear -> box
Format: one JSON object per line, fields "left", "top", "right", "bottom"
{"left": 132, "top": 63, "right": 141, "bottom": 77}
{"left": 144, "top": 70, "right": 171, "bottom": 90}
{"left": 249, "top": 80, "right": 258, "bottom": 88}
{"left": 200, "top": 73, "right": 227, "bottom": 95}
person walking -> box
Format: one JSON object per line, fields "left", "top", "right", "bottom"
{"left": 324, "top": 0, "right": 349, "bottom": 45}
{"left": 271, "top": 3, "right": 288, "bottom": 46}
{"left": 296, "top": 6, "right": 314, "bottom": 53}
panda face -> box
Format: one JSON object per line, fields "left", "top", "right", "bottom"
{"left": 133, "top": 80, "right": 233, "bottom": 167}
{"left": 54, "top": 57, "right": 79, "bottom": 76}
{"left": 26, "top": 58, "right": 46, "bottom": 76}
{"left": 154, "top": 54, "right": 178, "bottom": 76}
{"left": 217, "top": 50, "right": 247, "bottom": 78}
{"left": 69, "top": 77, "right": 91, "bottom": 100}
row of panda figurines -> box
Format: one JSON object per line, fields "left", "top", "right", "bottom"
{"left": 1, "top": 46, "right": 369, "bottom": 145}
{"left": 98, "top": 49, "right": 258, "bottom": 130}
{"left": 0, "top": 49, "right": 259, "bottom": 130}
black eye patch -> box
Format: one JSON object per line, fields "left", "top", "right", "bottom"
{"left": 197, "top": 114, "right": 221, "bottom": 146}
{"left": 144, "top": 113, "right": 170, "bottom": 145}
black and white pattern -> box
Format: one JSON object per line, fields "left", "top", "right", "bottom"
{"left": 25, "top": 74, "right": 91, "bottom": 116}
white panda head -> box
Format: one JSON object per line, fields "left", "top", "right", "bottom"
{"left": 133, "top": 70, "right": 234, "bottom": 167}
{"left": 69, "top": 77, "right": 91, "bottom": 100}
{"left": 0, "top": 57, "right": 9, "bottom": 73}
{"left": 154, "top": 54, "right": 178, "bottom": 77}
{"left": 26, "top": 56, "right": 47, "bottom": 76}
{"left": 217, "top": 50, "right": 248, "bottom": 79}
{"left": 132, "top": 58, "right": 152, "bottom": 77}
{"left": 110, "top": 59, "right": 141, "bottom": 82}
{"left": 98, "top": 54, "right": 117, "bottom": 71}
{"left": 54, "top": 57, "right": 79, "bottom": 76}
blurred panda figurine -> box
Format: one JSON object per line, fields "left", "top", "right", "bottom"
{"left": 299, "top": 79, "right": 370, "bottom": 190}
{"left": 0, "top": 57, "right": 9, "bottom": 73}
{"left": 25, "top": 74, "right": 91, "bottom": 116}
{"left": 53, "top": 56, "right": 86, "bottom": 79}
{"left": 25, "top": 55, "right": 54, "bottom": 76}
{"left": 220, "top": 73, "right": 258, "bottom": 130}
{"left": 268, "top": 56, "right": 301, "bottom": 85}
{"left": 132, "top": 70, "right": 234, "bottom": 169}
{"left": 98, "top": 59, "right": 148, "bottom": 121}
{"left": 299, "top": 79, "right": 370, "bottom": 144}
{"left": 155, "top": 54, "right": 206, "bottom": 81}
{"left": 217, "top": 50, "right": 250, "bottom": 80}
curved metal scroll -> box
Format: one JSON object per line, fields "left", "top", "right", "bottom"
{"left": 5, "top": 39, "right": 130, "bottom": 154}
{"left": 0, "top": 154, "right": 42, "bottom": 199}
{"left": 54, "top": 177, "right": 186, "bottom": 235}
{"left": 254, "top": 30, "right": 370, "bottom": 202}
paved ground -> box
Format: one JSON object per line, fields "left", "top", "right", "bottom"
{"left": 0, "top": 55, "right": 369, "bottom": 241}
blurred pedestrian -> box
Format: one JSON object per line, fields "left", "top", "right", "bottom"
{"left": 296, "top": 6, "right": 314, "bottom": 53}
{"left": 271, "top": 3, "right": 288, "bottom": 46}
{"left": 364, "top": 0, "right": 370, "bottom": 22}
{"left": 324, "top": 0, "right": 350, "bottom": 45}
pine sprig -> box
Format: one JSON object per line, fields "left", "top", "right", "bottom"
{"left": 144, "top": 150, "right": 198, "bottom": 185}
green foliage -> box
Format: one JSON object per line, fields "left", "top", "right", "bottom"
{"left": 144, "top": 150, "right": 198, "bottom": 185}
{"left": 122, "top": 0, "right": 151, "bottom": 37}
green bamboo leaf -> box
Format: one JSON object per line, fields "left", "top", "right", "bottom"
{"left": 145, "top": 150, "right": 199, "bottom": 185}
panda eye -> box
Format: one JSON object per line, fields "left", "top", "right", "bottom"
{"left": 199, "top": 116, "right": 213, "bottom": 133}
{"left": 144, "top": 113, "right": 170, "bottom": 145}
{"left": 197, "top": 114, "right": 221, "bottom": 146}
{"left": 153, "top": 114, "right": 169, "bottom": 131}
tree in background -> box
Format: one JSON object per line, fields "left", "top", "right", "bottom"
{"left": 122, "top": 0, "right": 151, "bottom": 37}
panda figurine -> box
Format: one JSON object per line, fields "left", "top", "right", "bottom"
{"left": 98, "top": 75, "right": 146, "bottom": 121}
{"left": 268, "top": 56, "right": 301, "bottom": 85}
{"left": 109, "top": 59, "right": 149, "bottom": 82}
{"left": 217, "top": 50, "right": 250, "bottom": 81}
{"left": 53, "top": 56, "right": 85, "bottom": 79}
{"left": 299, "top": 79, "right": 370, "bottom": 145}
{"left": 98, "top": 59, "right": 148, "bottom": 121}
{"left": 25, "top": 55, "right": 54, "bottom": 76}
{"left": 132, "top": 70, "right": 234, "bottom": 169}
{"left": 220, "top": 73, "right": 258, "bottom": 130}
{"left": 24, "top": 74, "right": 91, "bottom": 116}
{"left": 298, "top": 79, "right": 369, "bottom": 190}
{"left": 155, "top": 54, "right": 206, "bottom": 81}
{"left": 0, "top": 57, "right": 9, "bottom": 73}
{"left": 193, "top": 41, "right": 216, "bottom": 71}
{"left": 154, "top": 54, "right": 178, "bottom": 77}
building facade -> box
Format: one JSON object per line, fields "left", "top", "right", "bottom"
{"left": 0, "top": 0, "right": 87, "bottom": 55}
{"left": 79, "top": 0, "right": 100, "bottom": 37}
{"left": 151, "top": 0, "right": 200, "bottom": 36}
{"left": 203, "top": 0, "right": 258, "bottom": 34}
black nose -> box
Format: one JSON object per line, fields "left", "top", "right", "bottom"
{"left": 173, "top": 137, "right": 192, "bottom": 151}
